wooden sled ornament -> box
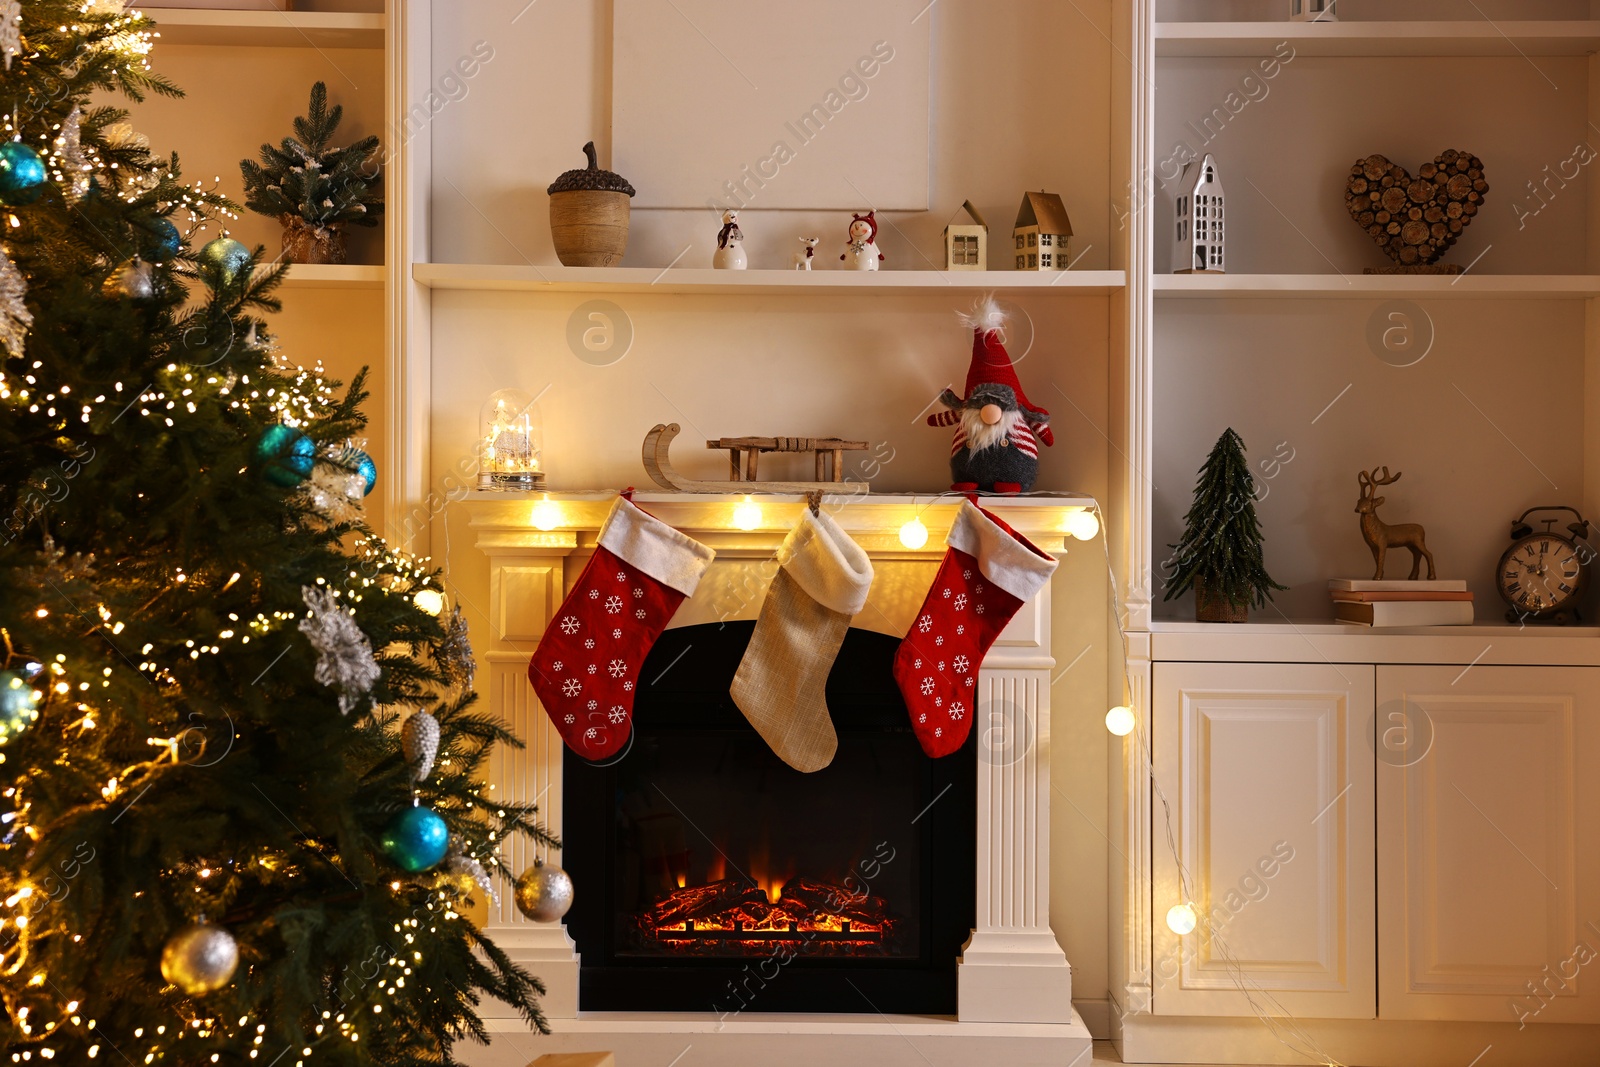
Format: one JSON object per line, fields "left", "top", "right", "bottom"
{"left": 642, "top": 423, "right": 871, "bottom": 494}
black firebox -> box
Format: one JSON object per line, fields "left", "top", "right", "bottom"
{"left": 563, "top": 622, "right": 976, "bottom": 1015}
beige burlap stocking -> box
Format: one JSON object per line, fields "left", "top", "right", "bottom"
{"left": 730, "top": 507, "right": 874, "bottom": 773}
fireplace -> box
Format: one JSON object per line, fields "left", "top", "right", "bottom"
{"left": 564, "top": 621, "right": 976, "bottom": 1015}
{"left": 468, "top": 494, "right": 1087, "bottom": 1064}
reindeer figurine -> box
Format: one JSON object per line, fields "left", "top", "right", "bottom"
{"left": 1356, "top": 467, "right": 1436, "bottom": 580}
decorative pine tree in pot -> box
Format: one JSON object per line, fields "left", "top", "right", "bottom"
{"left": 2, "top": 6, "right": 554, "bottom": 1063}
{"left": 1163, "top": 428, "right": 1287, "bottom": 622}
{"left": 240, "top": 81, "right": 382, "bottom": 265}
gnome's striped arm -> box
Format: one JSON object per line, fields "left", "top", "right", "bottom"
{"left": 927, "top": 410, "right": 961, "bottom": 428}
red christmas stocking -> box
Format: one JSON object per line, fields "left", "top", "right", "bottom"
{"left": 893, "top": 501, "right": 1058, "bottom": 758}
{"left": 528, "top": 496, "right": 715, "bottom": 760}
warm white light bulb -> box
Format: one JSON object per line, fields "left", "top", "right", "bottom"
{"left": 1166, "top": 902, "right": 1198, "bottom": 936}
{"left": 1105, "top": 705, "right": 1135, "bottom": 736}
{"left": 733, "top": 496, "right": 762, "bottom": 531}
{"left": 899, "top": 517, "right": 929, "bottom": 549}
{"left": 413, "top": 588, "right": 445, "bottom": 617}
{"left": 530, "top": 494, "right": 560, "bottom": 532}
{"left": 1065, "top": 508, "right": 1101, "bottom": 541}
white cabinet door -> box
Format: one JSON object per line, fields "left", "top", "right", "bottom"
{"left": 1377, "top": 665, "right": 1600, "bottom": 1024}
{"left": 1153, "top": 662, "right": 1376, "bottom": 1018}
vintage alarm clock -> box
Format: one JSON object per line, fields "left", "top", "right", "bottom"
{"left": 1496, "top": 506, "right": 1593, "bottom": 624}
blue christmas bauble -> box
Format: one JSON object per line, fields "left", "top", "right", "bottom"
{"left": 253, "top": 423, "right": 315, "bottom": 488}
{"left": 0, "top": 671, "right": 41, "bottom": 744}
{"left": 351, "top": 450, "right": 377, "bottom": 496}
{"left": 0, "top": 142, "right": 47, "bottom": 206}
{"left": 141, "top": 219, "right": 182, "bottom": 262}
{"left": 382, "top": 806, "right": 450, "bottom": 872}
{"left": 198, "top": 237, "right": 252, "bottom": 287}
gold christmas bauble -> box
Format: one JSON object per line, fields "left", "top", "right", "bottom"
{"left": 160, "top": 922, "right": 239, "bottom": 995}
{"left": 513, "top": 859, "right": 573, "bottom": 923}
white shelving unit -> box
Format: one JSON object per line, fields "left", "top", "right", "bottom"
{"left": 149, "top": 8, "right": 385, "bottom": 49}
{"left": 1155, "top": 20, "right": 1600, "bottom": 57}
{"left": 273, "top": 263, "right": 386, "bottom": 289}
{"left": 413, "top": 263, "right": 1127, "bottom": 295}
{"left": 1115, "top": 8, "right": 1600, "bottom": 1065}
{"left": 1152, "top": 273, "right": 1600, "bottom": 299}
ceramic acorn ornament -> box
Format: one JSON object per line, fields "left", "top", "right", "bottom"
{"left": 840, "top": 211, "right": 884, "bottom": 270}
{"left": 792, "top": 236, "right": 819, "bottom": 269}
{"left": 925, "top": 296, "right": 1054, "bottom": 493}
{"left": 712, "top": 209, "right": 746, "bottom": 270}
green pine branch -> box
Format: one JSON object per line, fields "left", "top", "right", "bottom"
{"left": 240, "top": 81, "right": 384, "bottom": 228}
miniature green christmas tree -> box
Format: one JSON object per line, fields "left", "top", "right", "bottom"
{"left": 2, "top": 6, "right": 552, "bottom": 1062}
{"left": 240, "top": 81, "right": 382, "bottom": 261}
{"left": 1163, "top": 428, "right": 1287, "bottom": 621}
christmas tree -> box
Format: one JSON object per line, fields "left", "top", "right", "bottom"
{"left": 1163, "top": 428, "right": 1287, "bottom": 615}
{"left": 240, "top": 81, "right": 383, "bottom": 232}
{"left": 0, "top": 4, "right": 555, "bottom": 1064}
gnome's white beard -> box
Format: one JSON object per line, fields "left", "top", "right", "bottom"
{"left": 960, "top": 406, "right": 1024, "bottom": 452}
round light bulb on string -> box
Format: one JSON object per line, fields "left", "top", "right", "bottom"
{"left": 1065, "top": 508, "right": 1101, "bottom": 541}
{"left": 1166, "top": 902, "right": 1198, "bottom": 936}
{"left": 1105, "top": 705, "right": 1135, "bottom": 736}
{"left": 733, "top": 496, "right": 762, "bottom": 532}
{"left": 413, "top": 588, "right": 445, "bottom": 617}
{"left": 899, "top": 516, "right": 929, "bottom": 549}
{"left": 530, "top": 494, "right": 561, "bottom": 532}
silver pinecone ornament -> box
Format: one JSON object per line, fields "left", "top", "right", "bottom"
{"left": 401, "top": 708, "right": 440, "bottom": 781}
{"left": 436, "top": 605, "right": 476, "bottom": 690}
{"left": 446, "top": 852, "right": 497, "bottom": 904}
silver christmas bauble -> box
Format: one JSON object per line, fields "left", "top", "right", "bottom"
{"left": 401, "top": 708, "right": 440, "bottom": 781}
{"left": 514, "top": 859, "right": 573, "bottom": 923}
{"left": 160, "top": 922, "right": 239, "bottom": 994}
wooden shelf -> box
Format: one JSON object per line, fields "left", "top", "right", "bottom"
{"left": 148, "top": 9, "right": 385, "bottom": 49}
{"left": 412, "top": 264, "right": 1126, "bottom": 295}
{"left": 1154, "top": 20, "right": 1600, "bottom": 58}
{"left": 1151, "top": 274, "right": 1600, "bottom": 300}
{"left": 271, "top": 263, "right": 385, "bottom": 290}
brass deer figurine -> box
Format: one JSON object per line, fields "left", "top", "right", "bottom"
{"left": 1356, "top": 467, "right": 1436, "bottom": 580}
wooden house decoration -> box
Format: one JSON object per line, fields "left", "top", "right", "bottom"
{"left": 943, "top": 199, "right": 988, "bottom": 271}
{"left": 1012, "top": 191, "right": 1073, "bottom": 271}
{"left": 1173, "top": 153, "right": 1226, "bottom": 274}
{"left": 1290, "top": 0, "right": 1336, "bottom": 21}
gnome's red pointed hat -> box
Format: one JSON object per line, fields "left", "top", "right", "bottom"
{"left": 954, "top": 296, "right": 1051, "bottom": 427}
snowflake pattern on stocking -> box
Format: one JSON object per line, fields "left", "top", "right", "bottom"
{"left": 920, "top": 677, "right": 935, "bottom": 695}
{"left": 608, "top": 705, "right": 627, "bottom": 723}
{"left": 562, "top": 679, "right": 582, "bottom": 698}
{"left": 560, "top": 616, "right": 580, "bottom": 634}
{"left": 608, "top": 658, "right": 627, "bottom": 678}
{"left": 605, "top": 595, "right": 624, "bottom": 614}
{"left": 953, "top": 655, "right": 970, "bottom": 673}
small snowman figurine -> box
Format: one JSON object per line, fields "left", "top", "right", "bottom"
{"left": 713, "top": 210, "right": 747, "bottom": 270}
{"left": 840, "top": 211, "right": 884, "bottom": 271}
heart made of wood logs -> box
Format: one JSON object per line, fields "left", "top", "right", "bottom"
{"left": 1344, "top": 150, "right": 1488, "bottom": 267}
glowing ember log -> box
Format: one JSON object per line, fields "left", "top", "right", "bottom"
{"left": 634, "top": 876, "right": 900, "bottom": 957}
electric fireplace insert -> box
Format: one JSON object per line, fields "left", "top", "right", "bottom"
{"left": 563, "top": 621, "right": 976, "bottom": 1015}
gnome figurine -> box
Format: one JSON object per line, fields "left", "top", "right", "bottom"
{"left": 926, "top": 296, "right": 1053, "bottom": 493}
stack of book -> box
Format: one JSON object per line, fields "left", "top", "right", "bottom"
{"left": 1328, "top": 579, "right": 1474, "bottom": 627}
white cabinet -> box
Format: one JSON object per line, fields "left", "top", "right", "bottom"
{"left": 1152, "top": 662, "right": 1376, "bottom": 1018}
{"left": 1376, "top": 665, "right": 1600, "bottom": 1025}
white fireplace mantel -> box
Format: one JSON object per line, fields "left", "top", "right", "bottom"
{"left": 464, "top": 492, "right": 1092, "bottom": 1066}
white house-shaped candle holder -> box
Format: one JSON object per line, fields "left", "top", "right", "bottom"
{"left": 1173, "top": 153, "right": 1225, "bottom": 275}
{"left": 944, "top": 199, "right": 988, "bottom": 271}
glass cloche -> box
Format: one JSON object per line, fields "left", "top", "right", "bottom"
{"left": 479, "top": 388, "right": 544, "bottom": 489}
